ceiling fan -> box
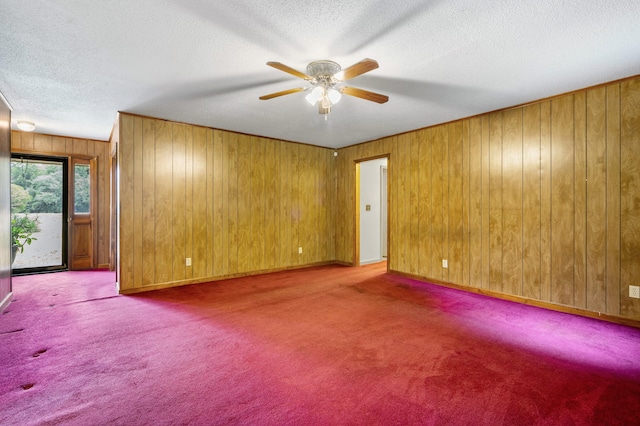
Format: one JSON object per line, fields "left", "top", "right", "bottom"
{"left": 259, "top": 58, "right": 389, "bottom": 116}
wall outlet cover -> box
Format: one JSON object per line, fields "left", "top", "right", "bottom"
{"left": 630, "top": 285, "right": 640, "bottom": 299}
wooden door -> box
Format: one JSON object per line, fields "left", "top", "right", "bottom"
{"left": 69, "top": 158, "right": 96, "bottom": 270}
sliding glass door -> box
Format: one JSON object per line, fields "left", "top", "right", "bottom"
{"left": 11, "top": 154, "right": 68, "bottom": 274}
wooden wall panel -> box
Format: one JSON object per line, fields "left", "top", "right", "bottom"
{"left": 585, "top": 88, "right": 607, "bottom": 312}
{"left": 502, "top": 108, "right": 523, "bottom": 296}
{"left": 550, "top": 95, "right": 575, "bottom": 306}
{"left": 154, "top": 120, "right": 173, "bottom": 284}
{"left": 448, "top": 122, "right": 464, "bottom": 285}
{"left": 193, "top": 127, "right": 208, "bottom": 279}
{"left": 250, "top": 137, "right": 265, "bottom": 271}
{"left": 11, "top": 130, "right": 112, "bottom": 269}
{"left": 141, "top": 119, "right": 156, "bottom": 286}
{"left": 606, "top": 84, "right": 621, "bottom": 315}
{"left": 573, "top": 92, "right": 587, "bottom": 308}
{"left": 171, "top": 124, "right": 186, "bottom": 281}
{"left": 227, "top": 132, "right": 239, "bottom": 275}
{"left": 279, "top": 142, "right": 291, "bottom": 267}
{"left": 118, "top": 114, "right": 335, "bottom": 291}
{"left": 132, "top": 116, "right": 144, "bottom": 287}
{"left": 34, "top": 134, "right": 52, "bottom": 153}
{"left": 236, "top": 135, "right": 251, "bottom": 274}
{"left": 333, "top": 74, "right": 640, "bottom": 322}
{"left": 431, "top": 127, "right": 445, "bottom": 281}
{"left": 409, "top": 132, "right": 420, "bottom": 275}
{"left": 289, "top": 144, "right": 300, "bottom": 266}
{"left": 119, "top": 115, "right": 134, "bottom": 289}
{"left": 481, "top": 115, "right": 491, "bottom": 289}
{"left": 461, "top": 121, "right": 471, "bottom": 287}
{"left": 620, "top": 77, "right": 640, "bottom": 318}
{"left": 389, "top": 137, "right": 398, "bottom": 271}
{"left": 265, "top": 139, "right": 279, "bottom": 270}
{"left": 522, "top": 104, "right": 541, "bottom": 300}
{"left": 539, "top": 101, "right": 552, "bottom": 302}
{"left": 418, "top": 130, "right": 431, "bottom": 278}
{"left": 468, "top": 117, "right": 483, "bottom": 288}
{"left": 397, "top": 133, "right": 410, "bottom": 273}
{"left": 488, "top": 112, "right": 503, "bottom": 292}
{"left": 184, "top": 127, "right": 194, "bottom": 281}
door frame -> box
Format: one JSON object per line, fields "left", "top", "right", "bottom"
{"left": 354, "top": 154, "right": 390, "bottom": 270}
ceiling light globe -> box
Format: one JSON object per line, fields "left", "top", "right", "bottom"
{"left": 306, "top": 86, "right": 325, "bottom": 105}
{"left": 328, "top": 89, "right": 342, "bottom": 104}
{"left": 16, "top": 120, "right": 36, "bottom": 132}
{"left": 305, "top": 92, "right": 317, "bottom": 105}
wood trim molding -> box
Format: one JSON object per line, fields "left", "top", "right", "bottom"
{"left": 119, "top": 261, "right": 336, "bottom": 295}
{"left": 390, "top": 269, "right": 640, "bottom": 329}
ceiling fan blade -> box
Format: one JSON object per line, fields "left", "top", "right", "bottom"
{"left": 341, "top": 86, "right": 389, "bottom": 104}
{"left": 259, "top": 87, "right": 306, "bottom": 100}
{"left": 337, "top": 58, "right": 379, "bottom": 81}
{"left": 266, "top": 62, "right": 312, "bottom": 80}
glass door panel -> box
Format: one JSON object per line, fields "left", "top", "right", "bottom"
{"left": 69, "top": 158, "right": 94, "bottom": 270}
{"left": 11, "top": 155, "right": 68, "bottom": 273}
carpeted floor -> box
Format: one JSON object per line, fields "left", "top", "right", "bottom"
{"left": 1, "top": 263, "right": 640, "bottom": 425}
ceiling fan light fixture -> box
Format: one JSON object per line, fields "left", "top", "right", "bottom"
{"left": 260, "top": 58, "right": 387, "bottom": 117}
{"left": 327, "top": 88, "right": 341, "bottom": 104}
{"left": 305, "top": 86, "right": 324, "bottom": 105}
{"left": 17, "top": 120, "right": 36, "bottom": 131}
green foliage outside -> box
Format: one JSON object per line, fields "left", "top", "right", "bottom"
{"left": 11, "top": 183, "right": 30, "bottom": 212}
{"left": 74, "top": 164, "right": 90, "bottom": 213}
{"left": 11, "top": 161, "right": 64, "bottom": 213}
{"left": 11, "top": 160, "right": 91, "bottom": 214}
{"left": 10, "top": 178, "right": 40, "bottom": 253}
{"left": 11, "top": 215, "right": 38, "bottom": 253}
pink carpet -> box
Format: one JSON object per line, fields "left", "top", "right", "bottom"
{"left": 1, "top": 264, "right": 640, "bottom": 425}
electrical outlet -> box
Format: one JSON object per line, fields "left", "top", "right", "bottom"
{"left": 630, "top": 285, "right": 640, "bottom": 299}
{"left": 442, "top": 259, "right": 448, "bottom": 268}
{"left": 298, "top": 247, "right": 303, "bottom": 254}
{"left": 186, "top": 258, "right": 192, "bottom": 266}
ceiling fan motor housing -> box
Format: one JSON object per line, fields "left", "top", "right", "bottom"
{"left": 306, "top": 60, "right": 341, "bottom": 78}
{"left": 307, "top": 60, "right": 341, "bottom": 89}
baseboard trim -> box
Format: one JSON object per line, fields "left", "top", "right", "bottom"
{"left": 0, "top": 291, "right": 13, "bottom": 313}
{"left": 119, "top": 261, "right": 337, "bottom": 295}
{"left": 390, "top": 270, "right": 640, "bottom": 329}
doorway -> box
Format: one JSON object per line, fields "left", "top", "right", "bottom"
{"left": 10, "top": 154, "right": 95, "bottom": 274}
{"left": 10, "top": 154, "right": 69, "bottom": 273}
{"left": 356, "top": 156, "right": 389, "bottom": 266}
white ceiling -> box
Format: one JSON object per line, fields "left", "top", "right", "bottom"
{"left": 1, "top": 0, "right": 639, "bottom": 149}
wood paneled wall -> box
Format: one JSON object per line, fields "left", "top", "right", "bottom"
{"left": 336, "top": 75, "right": 640, "bottom": 321}
{"left": 11, "top": 131, "right": 112, "bottom": 268}
{"left": 0, "top": 95, "right": 11, "bottom": 312}
{"left": 117, "top": 114, "right": 336, "bottom": 292}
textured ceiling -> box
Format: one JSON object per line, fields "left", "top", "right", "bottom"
{"left": 1, "top": 0, "right": 639, "bottom": 148}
